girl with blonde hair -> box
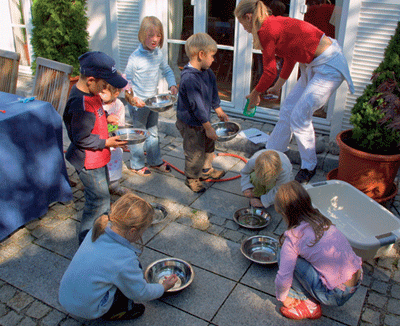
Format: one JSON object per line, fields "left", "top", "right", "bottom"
{"left": 240, "top": 149, "right": 293, "bottom": 208}
{"left": 59, "top": 193, "right": 178, "bottom": 321}
{"left": 274, "top": 181, "right": 362, "bottom": 320}
{"left": 235, "top": 0, "right": 354, "bottom": 184}
{"left": 124, "top": 16, "right": 178, "bottom": 176}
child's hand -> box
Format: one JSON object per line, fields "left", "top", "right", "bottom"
{"left": 162, "top": 274, "right": 179, "bottom": 291}
{"left": 170, "top": 85, "right": 178, "bottom": 95}
{"left": 107, "top": 114, "right": 119, "bottom": 125}
{"left": 205, "top": 127, "right": 218, "bottom": 140}
{"left": 135, "top": 97, "right": 146, "bottom": 108}
{"left": 250, "top": 198, "right": 263, "bottom": 208}
{"left": 215, "top": 107, "right": 229, "bottom": 122}
{"left": 243, "top": 189, "right": 255, "bottom": 198}
{"left": 106, "top": 135, "right": 127, "bottom": 148}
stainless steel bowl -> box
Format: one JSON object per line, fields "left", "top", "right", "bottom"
{"left": 240, "top": 235, "right": 279, "bottom": 264}
{"left": 145, "top": 93, "right": 177, "bottom": 112}
{"left": 115, "top": 128, "right": 149, "bottom": 145}
{"left": 144, "top": 258, "right": 194, "bottom": 292}
{"left": 151, "top": 203, "right": 168, "bottom": 224}
{"left": 233, "top": 207, "right": 271, "bottom": 229}
{"left": 211, "top": 121, "right": 241, "bottom": 142}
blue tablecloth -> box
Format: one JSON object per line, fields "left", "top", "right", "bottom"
{"left": 0, "top": 92, "right": 73, "bottom": 240}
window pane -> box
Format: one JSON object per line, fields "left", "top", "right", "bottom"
{"left": 168, "top": 0, "right": 193, "bottom": 41}
{"left": 213, "top": 49, "right": 232, "bottom": 102}
{"left": 168, "top": 43, "right": 187, "bottom": 84}
{"left": 207, "top": 2, "right": 235, "bottom": 46}
{"left": 8, "top": 0, "right": 30, "bottom": 66}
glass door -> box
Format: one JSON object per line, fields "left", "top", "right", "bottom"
{"left": 167, "top": 0, "right": 236, "bottom": 103}
{"left": 8, "top": 0, "right": 32, "bottom": 71}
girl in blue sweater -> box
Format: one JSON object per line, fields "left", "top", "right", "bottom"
{"left": 124, "top": 16, "right": 178, "bottom": 176}
{"left": 59, "top": 193, "right": 178, "bottom": 321}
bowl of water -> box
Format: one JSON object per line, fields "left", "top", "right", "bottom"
{"left": 115, "top": 128, "right": 149, "bottom": 145}
{"left": 211, "top": 121, "right": 241, "bottom": 142}
{"left": 144, "top": 258, "right": 194, "bottom": 292}
{"left": 240, "top": 235, "right": 279, "bottom": 264}
{"left": 233, "top": 207, "right": 271, "bottom": 229}
{"left": 145, "top": 94, "right": 177, "bottom": 112}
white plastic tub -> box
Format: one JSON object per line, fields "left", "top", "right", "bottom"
{"left": 303, "top": 180, "right": 400, "bottom": 260}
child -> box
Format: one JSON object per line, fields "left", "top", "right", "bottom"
{"left": 99, "top": 83, "right": 129, "bottom": 196}
{"left": 234, "top": 0, "right": 354, "bottom": 184}
{"left": 124, "top": 16, "right": 178, "bottom": 176}
{"left": 63, "top": 51, "right": 128, "bottom": 244}
{"left": 240, "top": 149, "right": 293, "bottom": 208}
{"left": 274, "top": 181, "right": 363, "bottom": 320}
{"left": 59, "top": 193, "right": 178, "bottom": 321}
{"left": 176, "top": 33, "right": 229, "bottom": 193}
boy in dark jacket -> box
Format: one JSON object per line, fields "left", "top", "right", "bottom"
{"left": 176, "top": 33, "right": 229, "bottom": 193}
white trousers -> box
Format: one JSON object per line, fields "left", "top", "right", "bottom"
{"left": 266, "top": 63, "right": 344, "bottom": 170}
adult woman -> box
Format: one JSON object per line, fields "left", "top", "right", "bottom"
{"left": 234, "top": 0, "right": 354, "bottom": 184}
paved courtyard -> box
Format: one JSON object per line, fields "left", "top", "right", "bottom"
{"left": 1, "top": 106, "right": 400, "bottom": 326}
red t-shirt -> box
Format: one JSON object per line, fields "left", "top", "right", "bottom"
{"left": 256, "top": 16, "right": 324, "bottom": 93}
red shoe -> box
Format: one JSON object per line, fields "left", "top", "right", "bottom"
{"left": 280, "top": 301, "right": 322, "bottom": 320}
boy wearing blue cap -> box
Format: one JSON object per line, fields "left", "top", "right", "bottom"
{"left": 63, "top": 51, "right": 128, "bottom": 244}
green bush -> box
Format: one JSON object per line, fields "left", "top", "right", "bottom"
{"left": 350, "top": 20, "right": 400, "bottom": 155}
{"left": 30, "top": 0, "right": 90, "bottom": 76}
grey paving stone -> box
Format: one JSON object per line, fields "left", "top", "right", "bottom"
{"left": 208, "top": 215, "right": 226, "bottom": 226}
{"left": 385, "top": 314, "right": 400, "bottom": 326}
{"left": 323, "top": 286, "right": 368, "bottom": 326}
{"left": 371, "top": 280, "right": 390, "bottom": 294}
{"left": 190, "top": 188, "right": 248, "bottom": 220}
{"left": 221, "top": 229, "right": 243, "bottom": 243}
{"left": 207, "top": 224, "right": 224, "bottom": 236}
{"left": 391, "top": 284, "right": 400, "bottom": 300}
{"left": 387, "top": 298, "right": 400, "bottom": 315}
{"left": 212, "top": 283, "right": 346, "bottom": 326}
{"left": 361, "top": 307, "right": 381, "bottom": 325}
{"left": 0, "top": 284, "right": 17, "bottom": 303}
{"left": 18, "top": 317, "right": 38, "bottom": 326}
{"left": 0, "top": 311, "right": 24, "bottom": 326}
{"left": 147, "top": 222, "right": 251, "bottom": 281}
{"left": 34, "top": 218, "right": 79, "bottom": 259}
{"left": 209, "top": 171, "right": 243, "bottom": 196}
{"left": 367, "top": 291, "right": 387, "bottom": 308}
{"left": 40, "top": 309, "right": 67, "bottom": 326}
{"left": 26, "top": 300, "right": 52, "bottom": 319}
{"left": 160, "top": 154, "right": 185, "bottom": 180}
{"left": 240, "top": 262, "right": 279, "bottom": 296}
{"left": 123, "top": 172, "right": 203, "bottom": 206}
{"left": 0, "top": 244, "right": 70, "bottom": 311}
{"left": 7, "top": 292, "right": 34, "bottom": 312}
{"left": 59, "top": 317, "right": 82, "bottom": 326}
{"left": 224, "top": 220, "right": 240, "bottom": 231}
{"left": 372, "top": 267, "right": 391, "bottom": 282}
{"left": 0, "top": 303, "right": 7, "bottom": 317}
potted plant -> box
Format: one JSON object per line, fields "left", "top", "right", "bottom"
{"left": 329, "top": 20, "right": 400, "bottom": 203}
{"left": 30, "top": 0, "right": 90, "bottom": 87}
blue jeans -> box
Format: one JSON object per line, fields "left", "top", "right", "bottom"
{"left": 281, "top": 256, "right": 361, "bottom": 306}
{"left": 128, "top": 104, "right": 163, "bottom": 169}
{"left": 77, "top": 166, "right": 110, "bottom": 243}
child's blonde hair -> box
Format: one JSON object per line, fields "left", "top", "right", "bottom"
{"left": 92, "top": 193, "right": 154, "bottom": 242}
{"left": 275, "top": 181, "right": 332, "bottom": 247}
{"left": 138, "top": 16, "right": 164, "bottom": 49}
{"left": 254, "top": 150, "right": 282, "bottom": 185}
{"left": 234, "top": 0, "right": 271, "bottom": 49}
{"left": 105, "top": 83, "right": 122, "bottom": 96}
{"left": 185, "top": 33, "right": 218, "bottom": 59}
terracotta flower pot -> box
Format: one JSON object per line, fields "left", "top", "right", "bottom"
{"left": 334, "top": 129, "right": 400, "bottom": 201}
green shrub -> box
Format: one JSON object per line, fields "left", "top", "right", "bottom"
{"left": 30, "top": 0, "right": 90, "bottom": 76}
{"left": 350, "top": 20, "right": 400, "bottom": 155}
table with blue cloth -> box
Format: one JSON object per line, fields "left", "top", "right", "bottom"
{"left": 0, "top": 92, "right": 73, "bottom": 240}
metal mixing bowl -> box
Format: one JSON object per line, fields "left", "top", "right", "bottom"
{"left": 145, "top": 93, "right": 177, "bottom": 112}
{"left": 115, "top": 128, "right": 149, "bottom": 145}
{"left": 151, "top": 203, "right": 168, "bottom": 224}
{"left": 233, "top": 207, "right": 271, "bottom": 229}
{"left": 211, "top": 121, "right": 241, "bottom": 142}
{"left": 240, "top": 235, "right": 279, "bottom": 264}
{"left": 144, "top": 258, "right": 194, "bottom": 292}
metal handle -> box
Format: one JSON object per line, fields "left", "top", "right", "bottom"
{"left": 310, "top": 181, "right": 328, "bottom": 187}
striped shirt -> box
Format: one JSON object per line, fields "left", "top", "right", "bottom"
{"left": 124, "top": 44, "right": 176, "bottom": 100}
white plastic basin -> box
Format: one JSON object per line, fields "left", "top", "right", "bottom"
{"left": 303, "top": 180, "right": 400, "bottom": 260}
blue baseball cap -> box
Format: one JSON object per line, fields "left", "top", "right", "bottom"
{"left": 79, "top": 51, "right": 127, "bottom": 89}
